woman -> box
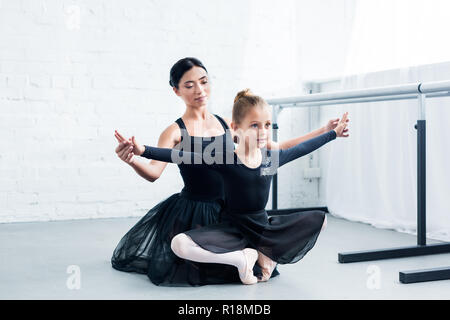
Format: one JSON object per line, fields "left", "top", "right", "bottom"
{"left": 112, "top": 57, "right": 348, "bottom": 286}
{"left": 135, "top": 89, "right": 348, "bottom": 284}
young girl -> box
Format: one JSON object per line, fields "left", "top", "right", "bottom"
{"left": 130, "top": 89, "right": 348, "bottom": 285}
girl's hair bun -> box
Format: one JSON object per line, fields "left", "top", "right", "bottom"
{"left": 234, "top": 88, "right": 253, "bottom": 104}
{"left": 232, "top": 88, "right": 265, "bottom": 124}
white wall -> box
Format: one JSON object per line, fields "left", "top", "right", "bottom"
{"left": 295, "top": 0, "right": 355, "bottom": 82}
{"left": 0, "top": 0, "right": 353, "bottom": 223}
{"left": 271, "top": 0, "right": 356, "bottom": 208}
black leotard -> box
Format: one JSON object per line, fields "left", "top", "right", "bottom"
{"left": 174, "top": 115, "right": 233, "bottom": 202}
{"left": 141, "top": 130, "right": 337, "bottom": 264}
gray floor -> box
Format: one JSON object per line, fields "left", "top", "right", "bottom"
{"left": 1, "top": 214, "right": 449, "bottom": 300}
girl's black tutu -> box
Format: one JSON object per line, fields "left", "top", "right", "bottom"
{"left": 185, "top": 209, "right": 326, "bottom": 265}
{"left": 111, "top": 191, "right": 279, "bottom": 286}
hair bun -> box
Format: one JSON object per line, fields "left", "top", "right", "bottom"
{"left": 234, "top": 88, "right": 252, "bottom": 104}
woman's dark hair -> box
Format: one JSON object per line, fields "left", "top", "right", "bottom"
{"left": 169, "top": 57, "right": 208, "bottom": 89}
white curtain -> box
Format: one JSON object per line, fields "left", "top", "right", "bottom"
{"left": 323, "top": 0, "right": 450, "bottom": 242}
{"left": 343, "top": 0, "right": 450, "bottom": 75}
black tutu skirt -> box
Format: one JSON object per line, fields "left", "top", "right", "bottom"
{"left": 185, "top": 209, "right": 326, "bottom": 265}
{"left": 111, "top": 192, "right": 279, "bottom": 286}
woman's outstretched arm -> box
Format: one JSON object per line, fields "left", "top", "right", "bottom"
{"left": 114, "top": 123, "right": 180, "bottom": 182}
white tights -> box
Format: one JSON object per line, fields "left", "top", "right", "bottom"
{"left": 170, "top": 233, "right": 248, "bottom": 272}
{"left": 171, "top": 215, "right": 327, "bottom": 268}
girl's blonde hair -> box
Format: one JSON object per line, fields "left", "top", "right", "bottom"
{"left": 232, "top": 89, "right": 267, "bottom": 124}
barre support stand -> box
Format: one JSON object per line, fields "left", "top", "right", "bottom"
{"left": 337, "top": 93, "right": 450, "bottom": 283}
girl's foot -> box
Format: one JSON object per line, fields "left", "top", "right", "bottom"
{"left": 257, "top": 252, "right": 277, "bottom": 282}
{"left": 238, "top": 248, "right": 258, "bottom": 285}
{"left": 321, "top": 215, "right": 327, "bottom": 231}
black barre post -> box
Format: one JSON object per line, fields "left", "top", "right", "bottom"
{"left": 416, "top": 119, "right": 426, "bottom": 246}
{"left": 272, "top": 122, "right": 279, "bottom": 210}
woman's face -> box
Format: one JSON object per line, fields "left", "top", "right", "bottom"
{"left": 232, "top": 104, "right": 272, "bottom": 149}
{"left": 173, "top": 66, "right": 210, "bottom": 108}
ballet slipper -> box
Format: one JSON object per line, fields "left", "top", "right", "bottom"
{"left": 239, "top": 248, "right": 258, "bottom": 285}
{"left": 257, "top": 252, "right": 277, "bottom": 282}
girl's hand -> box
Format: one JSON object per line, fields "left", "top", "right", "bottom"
{"left": 114, "top": 130, "right": 145, "bottom": 156}
{"left": 333, "top": 112, "right": 350, "bottom": 138}
{"left": 325, "top": 115, "right": 350, "bottom": 133}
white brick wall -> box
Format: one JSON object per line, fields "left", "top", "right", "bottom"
{"left": 0, "top": 0, "right": 351, "bottom": 223}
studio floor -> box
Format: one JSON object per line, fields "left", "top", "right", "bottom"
{"left": 1, "top": 214, "right": 449, "bottom": 300}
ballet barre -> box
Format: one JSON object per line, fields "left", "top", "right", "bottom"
{"left": 267, "top": 79, "right": 450, "bottom": 284}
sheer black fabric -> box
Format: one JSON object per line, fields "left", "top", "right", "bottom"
{"left": 185, "top": 209, "right": 325, "bottom": 265}
{"left": 111, "top": 114, "right": 279, "bottom": 286}
{"left": 141, "top": 130, "right": 337, "bottom": 264}
{"left": 111, "top": 192, "right": 242, "bottom": 286}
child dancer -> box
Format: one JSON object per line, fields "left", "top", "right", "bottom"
{"left": 136, "top": 89, "right": 348, "bottom": 284}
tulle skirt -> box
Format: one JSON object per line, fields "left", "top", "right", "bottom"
{"left": 111, "top": 191, "right": 279, "bottom": 286}
{"left": 185, "top": 209, "right": 326, "bottom": 264}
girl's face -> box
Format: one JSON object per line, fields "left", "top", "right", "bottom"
{"left": 232, "top": 104, "right": 272, "bottom": 149}
{"left": 173, "top": 66, "right": 210, "bottom": 108}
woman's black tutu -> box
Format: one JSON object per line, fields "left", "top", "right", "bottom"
{"left": 111, "top": 192, "right": 279, "bottom": 286}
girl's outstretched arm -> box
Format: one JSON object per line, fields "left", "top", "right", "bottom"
{"left": 139, "top": 145, "right": 225, "bottom": 171}
{"left": 222, "top": 114, "right": 349, "bottom": 150}
{"left": 267, "top": 113, "right": 349, "bottom": 150}
{"left": 276, "top": 112, "right": 348, "bottom": 167}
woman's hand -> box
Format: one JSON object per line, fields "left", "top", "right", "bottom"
{"left": 114, "top": 130, "right": 145, "bottom": 165}
{"left": 116, "top": 141, "right": 136, "bottom": 165}
{"left": 114, "top": 130, "right": 145, "bottom": 156}
{"left": 333, "top": 112, "right": 350, "bottom": 137}
{"left": 325, "top": 114, "right": 349, "bottom": 137}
